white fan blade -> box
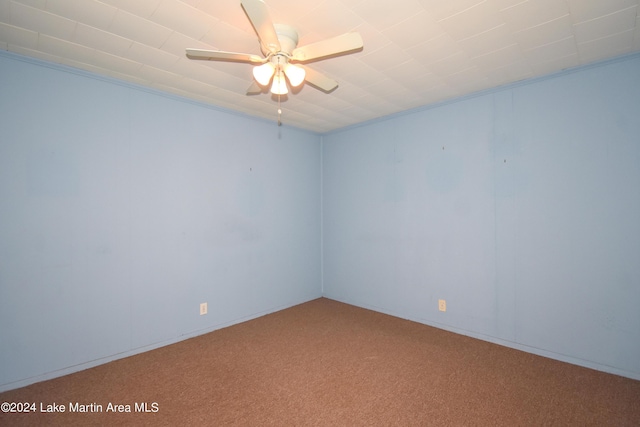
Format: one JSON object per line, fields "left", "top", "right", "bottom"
{"left": 292, "top": 33, "right": 363, "bottom": 63}
{"left": 186, "top": 48, "right": 265, "bottom": 63}
{"left": 241, "top": 0, "right": 281, "bottom": 54}
{"left": 246, "top": 81, "right": 263, "bottom": 95}
{"left": 303, "top": 67, "right": 339, "bottom": 93}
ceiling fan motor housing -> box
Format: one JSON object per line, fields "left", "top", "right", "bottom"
{"left": 262, "top": 24, "right": 299, "bottom": 57}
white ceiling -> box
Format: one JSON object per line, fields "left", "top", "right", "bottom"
{"left": 1, "top": 0, "right": 639, "bottom": 133}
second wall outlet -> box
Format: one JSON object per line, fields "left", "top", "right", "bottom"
{"left": 438, "top": 299, "right": 446, "bottom": 312}
{"left": 200, "top": 302, "right": 208, "bottom": 315}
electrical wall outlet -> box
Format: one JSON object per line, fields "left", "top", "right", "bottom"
{"left": 438, "top": 299, "right": 446, "bottom": 312}
{"left": 200, "top": 302, "right": 208, "bottom": 315}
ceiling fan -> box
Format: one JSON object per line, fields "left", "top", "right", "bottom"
{"left": 185, "top": 0, "right": 364, "bottom": 96}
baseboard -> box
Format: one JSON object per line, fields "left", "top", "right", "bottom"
{"left": 323, "top": 295, "right": 640, "bottom": 382}
{"left": 0, "top": 293, "right": 321, "bottom": 393}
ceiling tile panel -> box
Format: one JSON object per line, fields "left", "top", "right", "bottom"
{"left": 109, "top": 9, "right": 173, "bottom": 49}
{"left": 199, "top": 18, "right": 258, "bottom": 53}
{"left": 428, "top": 51, "right": 474, "bottom": 77}
{"left": 354, "top": 95, "right": 400, "bottom": 116}
{"left": 123, "top": 42, "right": 180, "bottom": 70}
{"left": 365, "top": 77, "right": 415, "bottom": 99}
{"left": 457, "top": 23, "right": 515, "bottom": 57}
{"left": 187, "top": 1, "right": 253, "bottom": 34}
{"left": 291, "top": 85, "right": 333, "bottom": 107}
{"left": 523, "top": 36, "right": 577, "bottom": 65}
{"left": 529, "top": 52, "right": 579, "bottom": 75}
{"left": 99, "top": 0, "right": 163, "bottom": 19}
{"left": 71, "top": 23, "right": 132, "bottom": 56}
{"left": 358, "top": 42, "right": 413, "bottom": 72}
{"left": 138, "top": 63, "right": 183, "bottom": 85}
{"left": 350, "top": 0, "right": 423, "bottom": 31}
{"left": 170, "top": 57, "right": 222, "bottom": 83}
{"left": 36, "top": 34, "right": 95, "bottom": 63}
{"left": 351, "top": 21, "right": 392, "bottom": 53}
{"left": 566, "top": 0, "right": 640, "bottom": 24}
{"left": 297, "top": 0, "right": 364, "bottom": 35}
{"left": 499, "top": 0, "right": 571, "bottom": 32}
{"left": 182, "top": 62, "right": 246, "bottom": 89}
{"left": 11, "top": 0, "right": 47, "bottom": 9}
{"left": 262, "top": 0, "right": 318, "bottom": 25}
{"left": 207, "top": 72, "right": 255, "bottom": 94}
{"left": 332, "top": 104, "right": 378, "bottom": 122}
{"left": 573, "top": 6, "right": 638, "bottom": 44}
{"left": 419, "top": 0, "right": 486, "bottom": 21}
{"left": 437, "top": 1, "right": 506, "bottom": 41}
{"left": 306, "top": 55, "right": 362, "bottom": 83}
{"left": 471, "top": 43, "right": 525, "bottom": 70}
{"left": 0, "top": 21, "right": 37, "bottom": 48}
{"left": 334, "top": 0, "right": 364, "bottom": 9}
{"left": 485, "top": 59, "right": 533, "bottom": 85}
{"left": 339, "top": 61, "right": 387, "bottom": 87}
{"left": 199, "top": 60, "right": 253, "bottom": 82}
{"left": 578, "top": 28, "right": 635, "bottom": 62}
{"left": 325, "top": 95, "right": 361, "bottom": 114}
{"left": 408, "top": 33, "right": 464, "bottom": 64}
{"left": 511, "top": 14, "right": 574, "bottom": 51}
{"left": 487, "top": 0, "right": 528, "bottom": 10}
{"left": 410, "top": 73, "right": 447, "bottom": 94}
{"left": 174, "top": 75, "right": 218, "bottom": 96}
{"left": 382, "top": 11, "right": 444, "bottom": 49}
{"left": 307, "top": 91, "right": 354, "bottom": 113}
{"left": 9, "top": 2, "right": 76, "bottom": 41}
{"left": 329, "top": 81, "right": 374, "bottom": 103}
{"left": 46, "top": 0, "right": 117, "bottom": 31}
{"left": 286, "top": 99, "right": 327, "bottom": 118}
{"left": 420, "top": 83, "right": 462, "bottom": 102}
{"left": 149, "top": 0, "right": 217, "bottom": 40}
{"left": 442, "top": 65, "right": 489, "bottom": 88}
{"left": 381, "top": 59, "right": 432, "bottom": 86}
{"left": 0, "top": 1, "right": 9, "bottom": 21}
{"left": 159, "top": 30, "right": 203, "bottom": 56}
{"left": 91, "top": 49, "right": 143, "bottom": 75}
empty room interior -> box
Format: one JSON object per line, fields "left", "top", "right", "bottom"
{"left": 1, "top": 0, "right": 639, "bottom": 424}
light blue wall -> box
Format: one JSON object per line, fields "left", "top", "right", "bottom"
{"left": 2, "top": 50, "right": 639, "bottom": 392}
{"left": 0, "top": 52, "right": 322, "bottom": 391}
{"left": 322, "top": 54, "right": 640, "bottom": 380}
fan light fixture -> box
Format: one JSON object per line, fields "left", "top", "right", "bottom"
{"left": 271, "top": 69, "right": 288, "bottom": 95}
{"left": 284, "top": 64, "right": 305, "bottom": 87}
{"left": 252, "top": 61, "right": 306, "bottom": 94}
{"left": 253, "top": 63, "right": 275, "bottom": 86}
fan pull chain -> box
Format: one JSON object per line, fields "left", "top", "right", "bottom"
{"left": 277, "top": 55, "right": 282, "bottom": 126}
{"left": 277, "top": 94, "right": 282, "bottom": 126}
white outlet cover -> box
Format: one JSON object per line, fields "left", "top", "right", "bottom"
{"left": 200, "top": 302, "right": 208, "bottom": 315}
